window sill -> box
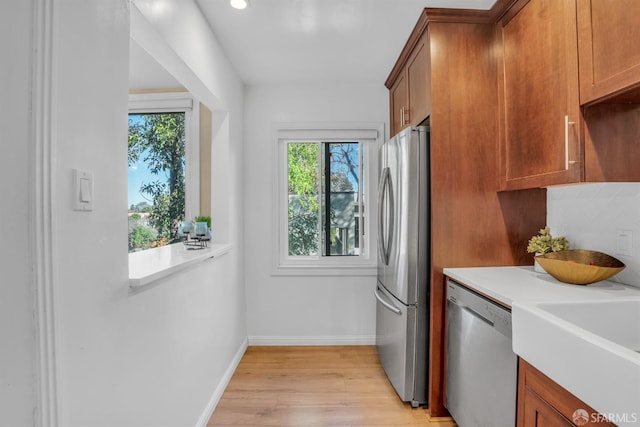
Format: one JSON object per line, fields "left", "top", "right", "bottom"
{"left": 271, "top": 264, "right": 377, "bottom": 277}
{"left": 129, "top": 242, "right": 232, "bottom": 289}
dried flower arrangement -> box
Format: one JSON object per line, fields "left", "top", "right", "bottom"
{"left": 527, "top": 227, "right": 570, "bottom": 255}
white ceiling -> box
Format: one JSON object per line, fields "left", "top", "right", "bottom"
{"left": 130, "top": 0, "right": 496, "bottom": 89}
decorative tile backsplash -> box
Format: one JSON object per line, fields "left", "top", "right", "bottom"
{"left": 547, "top": 183, "right": 640, "bottom": 288}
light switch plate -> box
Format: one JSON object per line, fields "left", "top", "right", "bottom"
{"left": 73, "top": 169, "right": 93, "bottom": 211}
{"left": 615, "top": 229, "right": 632, "bottom": 257}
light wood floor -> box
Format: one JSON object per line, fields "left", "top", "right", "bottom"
{"left": 207, "top": 346, "right": 456, "bottom": 426}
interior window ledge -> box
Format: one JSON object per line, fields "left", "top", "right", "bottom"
{"left": 129, "top": 242, "right": 232, "bottom": 289}
{"left": 271, "top": 264, "right": 377, "bottom": 277}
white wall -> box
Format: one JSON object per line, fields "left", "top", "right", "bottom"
{"left": 0, "top": 1, "right": 247, "bottom": 426}
{"left": 0, "top": 1, "right": 36, "bottom": 425}
{"left": 243, "top": 83, "right": 388, "bottom": 344}
{"left": 547, "top": 183, "right": 640, "bottom": 289}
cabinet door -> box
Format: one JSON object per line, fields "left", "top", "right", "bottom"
{"left": 390, "top": 72, "right": 408, "bottom": 137}
{"left": 577, "top": 0, "right": 640, "bottom": 104}
{"left": 521, "top": 388, "right": 574, "bottom": 427}
{"left": 517, "top": 359, "right": 616, "bottom": 427}
{"left": 498, "top": 0, "right": 582, "bottom": 190}
{"left": 406, "top": 31, "right": 431, "bottom": 127}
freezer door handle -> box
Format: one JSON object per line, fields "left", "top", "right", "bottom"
{"left": 375, "top": 286, "right": 402, "bottom": 315}
{"left": 377, "top": 167, "right": 394, "bottom": 266}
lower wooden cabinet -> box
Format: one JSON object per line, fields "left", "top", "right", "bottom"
{"left": 517, "top": 359, "right": 615, "bottom": 427}
{"left": 521, "top": 385, "right": 575, "bottom": 427}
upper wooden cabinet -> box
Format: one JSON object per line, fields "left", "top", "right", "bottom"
{"left": 577, "top": 0, "right": 640, "bottom": 105}
{"left": 406, "top": 37, "right": 431, "bottom": 129}
{"left": 386, "top": 26, "right": 431, "bottom": 136}
{"left": 497, "top": 0, "right": 582, "bottom": 191}
{"left": 577, "top": 0, "right": 640, "bottom": 181}
{"left": 496, "top": 0, "right": 640, "bottom": 189}
{"left": 389, "top": 72, "right": 409, "bottom": 136}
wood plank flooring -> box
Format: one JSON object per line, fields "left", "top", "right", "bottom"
{"left": 207, "top": 346, "right": 456, "bottom": 426}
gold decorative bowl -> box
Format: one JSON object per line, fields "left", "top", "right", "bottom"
{"left": 535, "top": 250, "right": 625, "bottom": 285}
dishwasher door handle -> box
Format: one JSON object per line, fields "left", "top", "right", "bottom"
{"left": 375, "top": 287, "right": 402, "bottom": 315}
{"left": 460, "top": 304, "right": 494, "bottom": 327}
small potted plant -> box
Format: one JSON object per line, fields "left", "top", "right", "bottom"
{"left": 194, "top": 215, "right": 211, "bottom": 229}
{"left": 527, "top": 227, "right": 570, "bottom": 272}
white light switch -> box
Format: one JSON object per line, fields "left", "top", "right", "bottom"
{"left": 80, "top": 178, "right": 91, "bottom": 202}
{"left": 73, "top": 169, "right": 93, "bottom": 211}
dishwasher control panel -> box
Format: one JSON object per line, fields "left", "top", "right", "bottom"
{"left": 447, "top": 280, "right": 512, "bottom": 339}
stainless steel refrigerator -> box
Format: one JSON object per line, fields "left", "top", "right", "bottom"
{"left": 375, "top": 126, "right": 430, "bottom": 407}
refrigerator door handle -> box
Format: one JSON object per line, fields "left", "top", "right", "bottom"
{"left": 377, "top": 167, "right": 389, "bottom": 264}
{"left": 377, "top": 167, "right": 394, "bottom": 266}
{"left": 375, "top": 286, "right": 402, "bottom": 315}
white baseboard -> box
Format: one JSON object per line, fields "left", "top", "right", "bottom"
{"left": 247, "top": 335, "right": 376, "bottom": 346}
{"left": 195, "top": 337, "right": 248, "bottom": 427}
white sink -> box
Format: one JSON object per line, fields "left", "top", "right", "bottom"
{"left": 512, "top": 297, "right": 640, "bottom": 425}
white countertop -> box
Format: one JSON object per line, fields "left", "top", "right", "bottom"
{"left": 443, "top": 266, "right": 640, "bottom": 308}
{"left": 443, "top": 266, "right": 640, "bottom": 424}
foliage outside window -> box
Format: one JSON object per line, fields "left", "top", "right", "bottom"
{"left": 287, "top": 143, "right": 320, "bottom": 256}
{"left": 287, "top": 142, "right": 361, "bottom": 257}
{"left": 128, "top": 112, "right": 186, "bottom": 252}
{"left": 274, "top": 123, "right": 381, "bottom": 275}
{"left": 127, "top": 93, "right": 199, "bottom": 253}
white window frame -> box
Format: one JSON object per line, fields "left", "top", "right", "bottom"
{"left": 272, "top": 122, "right": 383, "bottom": 276}
{"left": 127, "top": 92, "right": 200, "bottom": 225}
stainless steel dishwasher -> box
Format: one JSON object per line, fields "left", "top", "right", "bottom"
{"left": 445, "top": 279, "right": 517, "bottom": 427}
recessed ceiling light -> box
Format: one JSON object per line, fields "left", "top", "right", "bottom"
{"left": 230, "top": 0, "right": 250, "bottom": 10}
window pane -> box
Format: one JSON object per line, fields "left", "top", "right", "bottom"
{"left": 287, "top": 143, "right": 319, "bottom": 256}
{"left": 128, "top": 112, "right": 186, "bottom": 252}
{"left": 323, "top": 142, "right": 360, "bottom": 256}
